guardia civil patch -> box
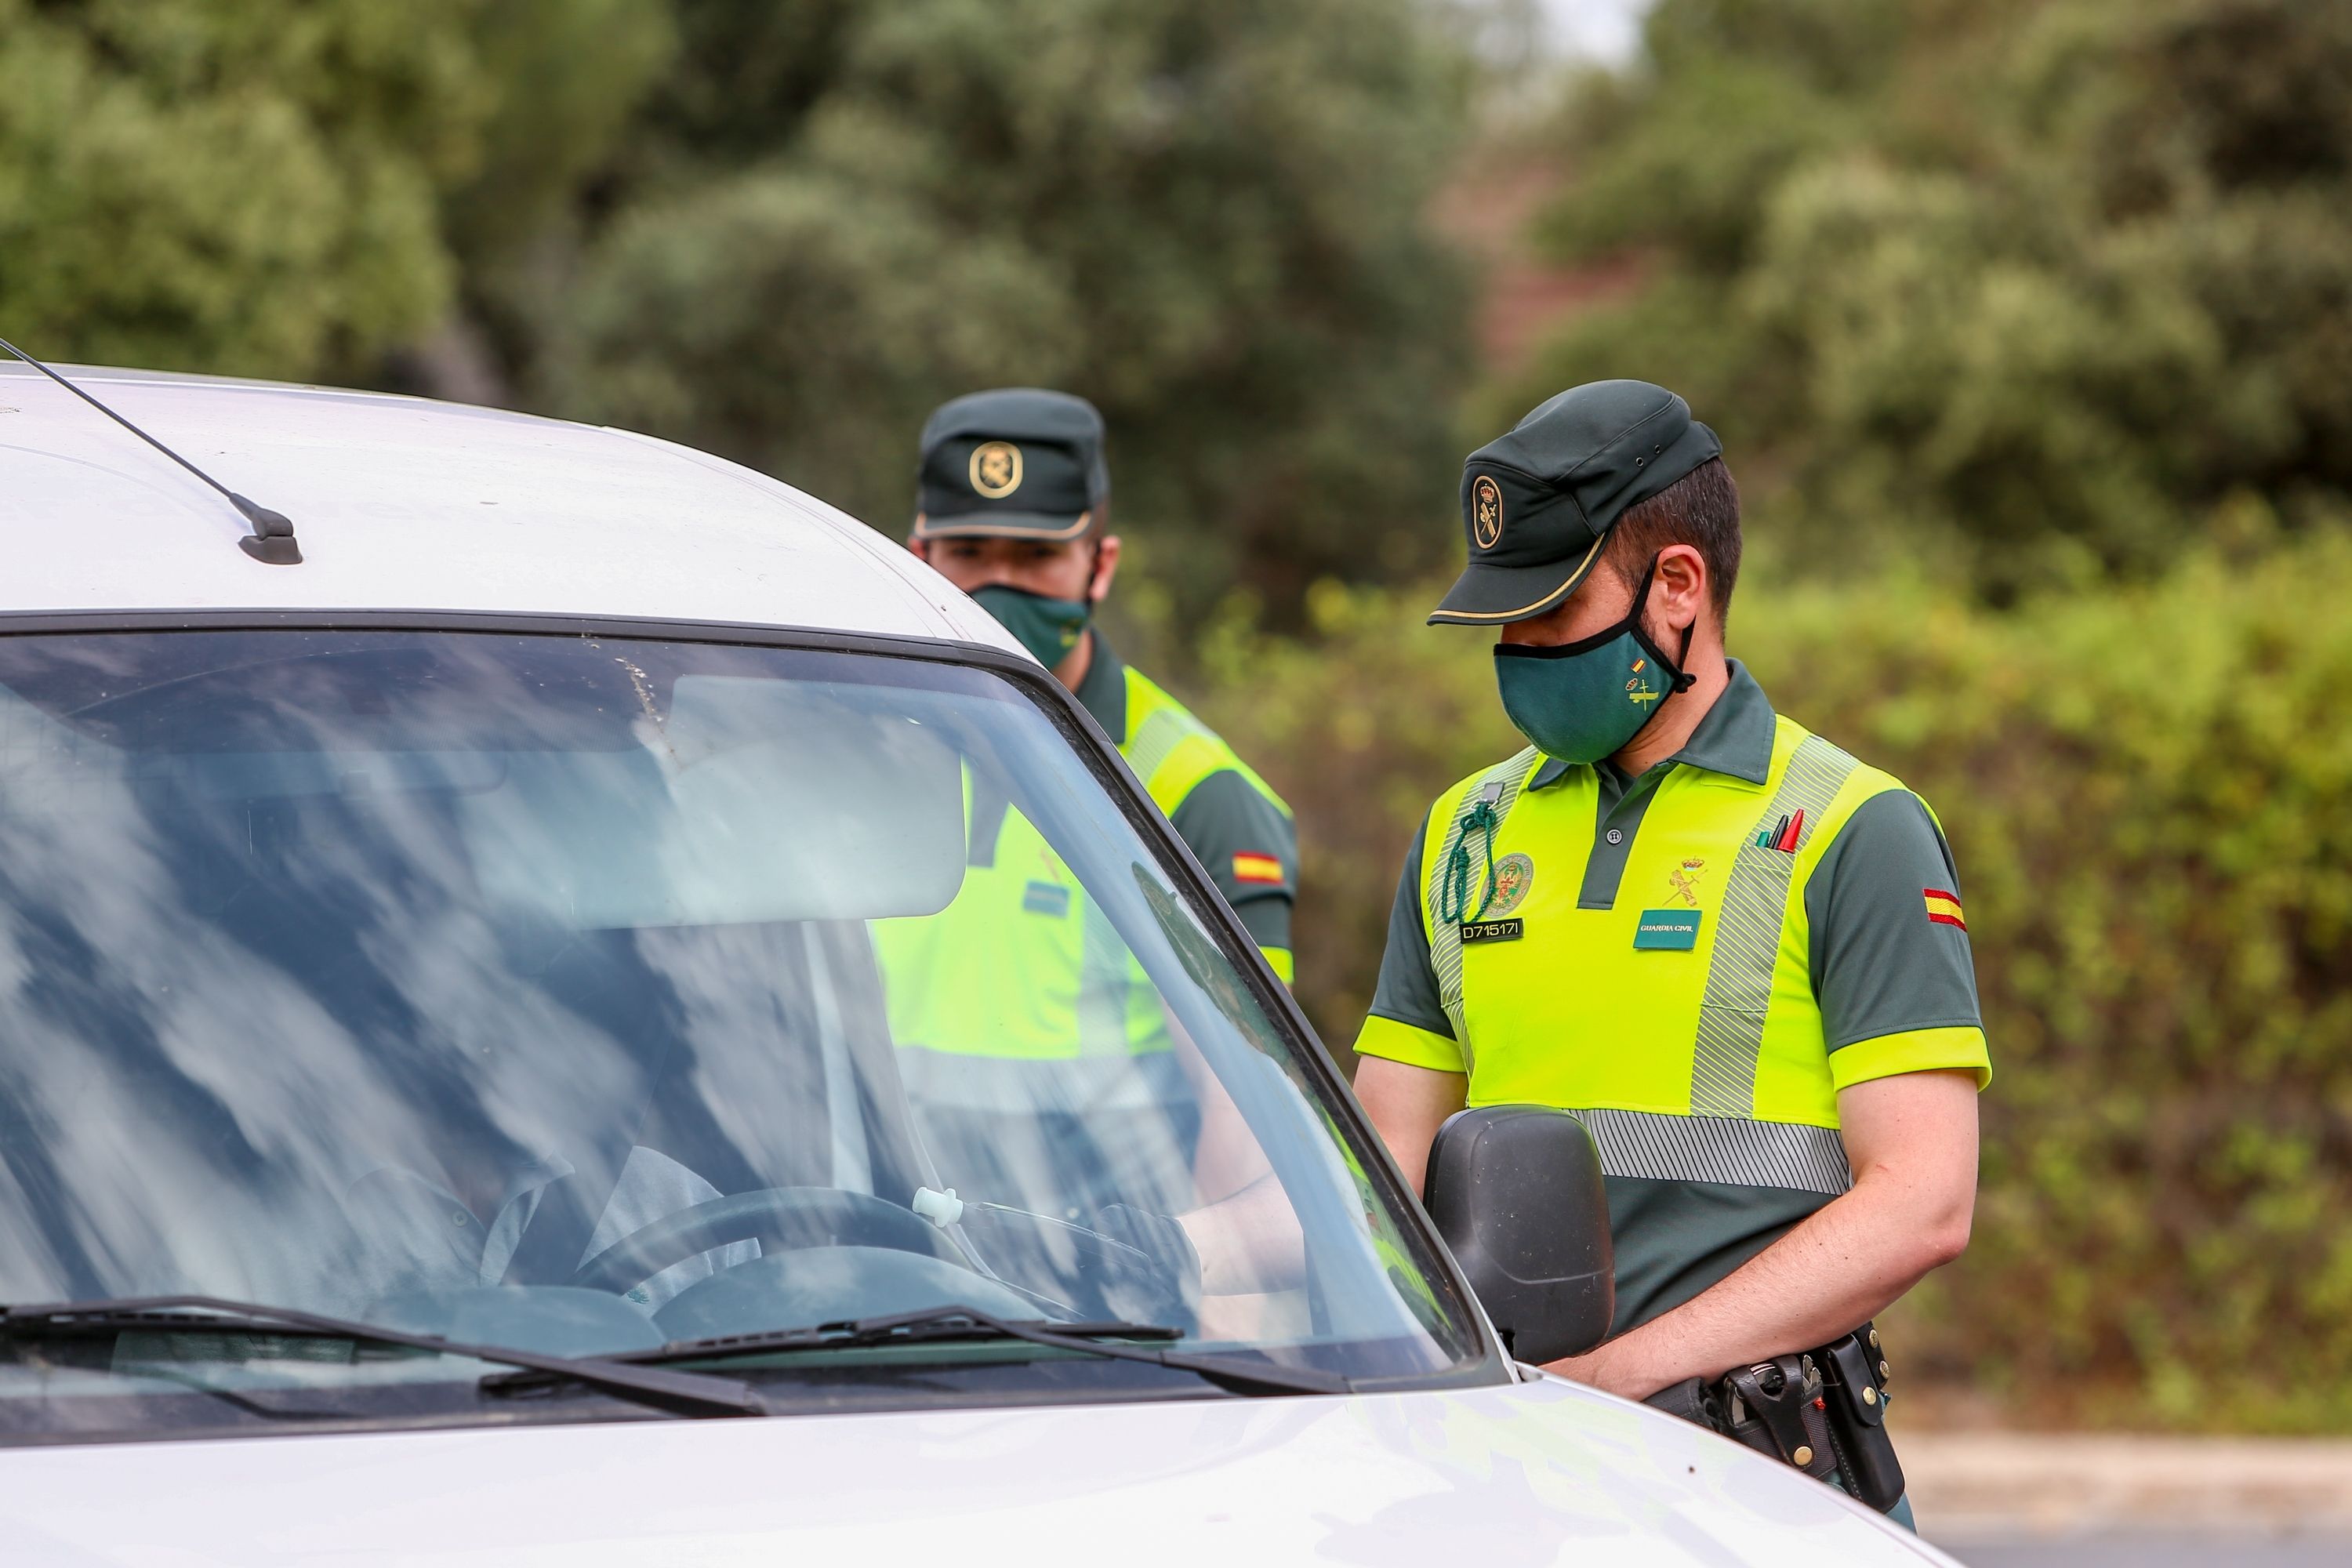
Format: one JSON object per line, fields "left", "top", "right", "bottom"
{"left": 1487, "top": 852, "right": 1534, "bottom": 916}
{"left": 1633, "top": 908, "right": 1700, "bottom": 950}
{"left": 1022, "top": 880, "right": 1071, "bottom": 918}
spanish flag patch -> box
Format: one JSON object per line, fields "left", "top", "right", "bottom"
{"left": 1232, "top": 853, "right": 1286, "bottom": 886}
{"left": 1924, "top": 888, "right": 1967, "bottom": 930}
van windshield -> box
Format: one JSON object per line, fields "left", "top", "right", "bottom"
{"left": 0, "top": 629, "right": 1474, "bottom": 1435}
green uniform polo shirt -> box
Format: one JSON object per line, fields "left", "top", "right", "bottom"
{"left": 1356, "top": 662, "right": 1987, "bottom": 1333}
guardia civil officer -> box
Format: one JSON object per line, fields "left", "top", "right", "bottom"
{"left": 1353, "top": 381, "right": 1987, "bottom": 1520}
{"left": 875, "top": 388, "right": 1298, "bottom": 1221}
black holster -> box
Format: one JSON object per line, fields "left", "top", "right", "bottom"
{"left": 1644, "top": 1322, "right": 1905, "bottom": 1514}
{"left": 1814, "top": 1325, "right": 1904, "bottom": 1512}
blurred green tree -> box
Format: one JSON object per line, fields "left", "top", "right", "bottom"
{"left": 560, "top": 0, "right": 1479, "bottom": 610}
{"left": 430, "top": 0, "right": 675, "bottom": 392}
{"left": 0, "top": 0, "right": 493, "bottom": 376}
{"left": 0, "top": 0, "right": 677, "bottom": 390}
{"left": 1, "top": 0, "right": 1480, "bottom": 610}
{"left": 1497, "top": 0, "right": 2352, "bottom": 597}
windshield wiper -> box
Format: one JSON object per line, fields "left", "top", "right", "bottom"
{"left": 514, "top": 1304, "right": 1352, "bottom": 1398}
{"left": 0, "top": 1294, "right": 768, "bottom": 1420}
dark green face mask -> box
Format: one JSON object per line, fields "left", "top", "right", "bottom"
{"left": 1492, "top": 557, "right": 1695, "bottom": 764}
{"left": 973, "top": 583, "right": 1092, "bottom": 670}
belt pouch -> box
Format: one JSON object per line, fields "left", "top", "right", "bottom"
{"left": 1816, "top": 1326, "right": 1906, "bottom": 1512}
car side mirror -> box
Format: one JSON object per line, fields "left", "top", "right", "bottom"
{"left": 1423, "top": 1105, "right": 1614, "bottom": 1365}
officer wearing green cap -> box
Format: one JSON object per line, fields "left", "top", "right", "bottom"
{"left": 1352, "top": 380, "right": 1989, "bottom": 1519}
{"left": 872, "top": 387, "right": 1298, "bottom": 1217}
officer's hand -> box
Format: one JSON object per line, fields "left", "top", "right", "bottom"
{"left": 1089, "top": 1202, "right": 1203, "bottom": 1326}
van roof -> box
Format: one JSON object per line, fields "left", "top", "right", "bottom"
{"left": 0, "top": 362, "right": 1018, "bottom": 652}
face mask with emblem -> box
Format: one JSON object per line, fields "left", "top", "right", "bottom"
{"left": 972, "top": 583, "right": 1092, "bottom": 670}
{"left": 1492, "top": 556, "right": 1696, "bottom": 765}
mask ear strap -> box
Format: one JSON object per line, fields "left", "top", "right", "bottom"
{"left": 1634, "top": 553, "right": 1700, "bottom": 694}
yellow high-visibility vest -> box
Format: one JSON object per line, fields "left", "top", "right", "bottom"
{"left": 872, "top": 665, "right": 1291, "bottom": 1105}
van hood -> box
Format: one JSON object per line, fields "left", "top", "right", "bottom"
{"left": 2, "top": 1374, "right": 1947, "bottom": 1566}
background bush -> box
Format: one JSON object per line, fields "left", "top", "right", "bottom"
{"left": 1171, "top": 522, "right": 2352, "bottom": 1431}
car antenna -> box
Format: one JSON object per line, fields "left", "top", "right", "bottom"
{"left": 0, "top": 336, "right": 302, "bottom": 565}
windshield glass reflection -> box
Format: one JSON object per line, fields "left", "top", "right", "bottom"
{"left": 0, "top": 630, "right": 1465, "bottom": 1417}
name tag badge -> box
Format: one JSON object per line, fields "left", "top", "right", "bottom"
{"left": 1459, "top": 918, "right": 1523, "bottom": 945}
{"left": 1022, "top": 880, "right": 1072, "bottom": 918}
{"left": 1634, "top": 909, "right": 1701, "bottom": 950}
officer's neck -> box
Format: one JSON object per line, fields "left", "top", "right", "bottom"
{"left": 1051, "top": 626, "right": 1095, "bottom": 694}
{"left": 1608, "top": 638, "right": 1732, "bottom": 777}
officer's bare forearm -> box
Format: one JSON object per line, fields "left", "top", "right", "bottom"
{"left": 1180, "top": 1174, "right": 1305, "bottom": 1293}
{"left": 1163, "top": 1004, "right": 1278, "bottom": 1207}
{"left": 1352, "top": 1056, "right": 1468, "bottom": 1196}
{"left": 1548, "top": 1069, "right": 1979, "bottom": 1401}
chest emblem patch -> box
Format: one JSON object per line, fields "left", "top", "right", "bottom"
{"left": 1666, "top": 857, "right": 1707, "bottom": 908}
{"left": 1486, "top": 851, "right": 1535, "bottom": 916}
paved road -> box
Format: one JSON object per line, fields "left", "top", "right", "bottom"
{"left": 1947, "top": 1534, "right": 2352, "bottom": 1567}
{"left": 1904, "top": 1432, "right": 2352, "bottom": 1560}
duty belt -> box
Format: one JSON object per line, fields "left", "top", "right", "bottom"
{"left": 1644, "top": 1322, "right": 1904, "bottom": 1513}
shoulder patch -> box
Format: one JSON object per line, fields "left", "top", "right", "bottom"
{"left": 1232, "top": 852, "right": 1285, "bottom": 886}
{"left": 1924, "top": 887, "right": 1966, "bottom": 930}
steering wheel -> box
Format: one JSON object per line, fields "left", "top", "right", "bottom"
{"left": 570, "top": 1187, "right": 952, "bottom": 1296}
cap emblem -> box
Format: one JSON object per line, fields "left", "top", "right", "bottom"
{"left": 1472, "top": 474, "right": 1504, "bottom": 550}
{"left": 971, "top": 441, "right": 1024, "bottom": 499}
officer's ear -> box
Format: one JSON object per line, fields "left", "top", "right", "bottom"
{"left": 1651, "top": 543, "right": 1709, "bottom": 633}
{"left": 1086, "top": 526, "right": 1121, "bottom": 605}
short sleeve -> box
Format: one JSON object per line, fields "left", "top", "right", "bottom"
{"left": 1352, "top": 811, "right": 1464, "bottom": 1073}
{"left": 1805, "top": 789, "right": 1991, "bottom": 1091}
{"left": 1168, "top": 768, "right": 1296, "bottom": 958}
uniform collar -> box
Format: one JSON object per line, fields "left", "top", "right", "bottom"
{"left": 1530, "top": 657, "right": 1777, "bottom": 790}
{"left": 1072, "top": 629, "right": 1127, "bottom": 741}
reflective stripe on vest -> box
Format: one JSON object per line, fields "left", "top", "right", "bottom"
{"left": 1691, "top": 735, "right": 1860, "bottom": 1118}
{"left": 1418, "top": 719, "right": 1889, "bottom": 1194}
{"left": 1575, "top": 1108, "right": 1851, "bottom": 1196}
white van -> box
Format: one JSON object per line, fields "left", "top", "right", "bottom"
{"left": 0, "top": 361, "right": 1951, "bottom": 1566}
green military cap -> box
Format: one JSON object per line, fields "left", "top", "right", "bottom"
{"left": 1428, "top": 379, "right": 1721, "bottom": 626}
{"left": 912, "top": 387, "right": 1110, "bottom": 542}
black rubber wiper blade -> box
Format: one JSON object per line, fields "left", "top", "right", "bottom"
{"left": 611, "top": 1304, "right": 1350, "bottom": 1398}
{"left": 615, "top": 1310, "right": 1181, "bottom": 1360}
{"left": 0, "top": 1294, "right": 768, "bottom": 1420}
